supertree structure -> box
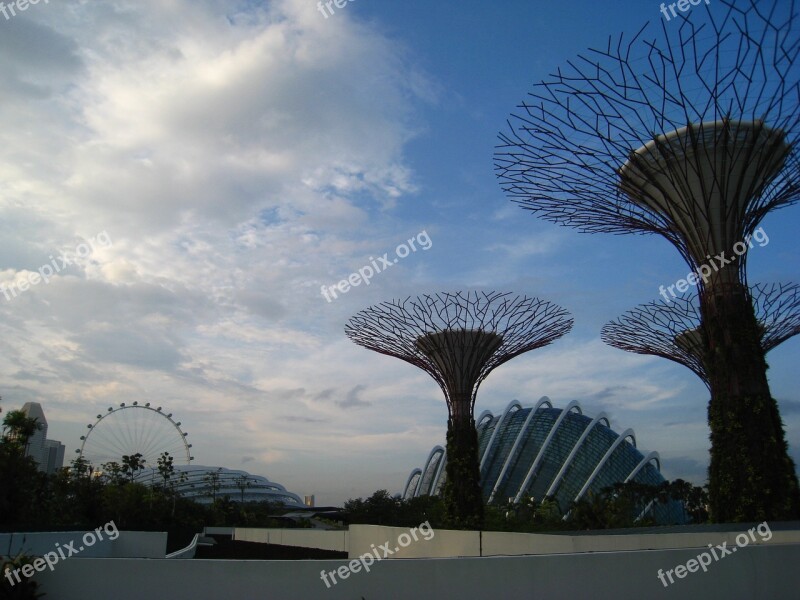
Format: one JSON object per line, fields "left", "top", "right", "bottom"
{"left": 495, "top": 0, "right": 800, "bottom": 520}
{"left": 345, "top": 291, "right": 572, "bottom": 528}
{"left": 602, "top": 282, "right": 800, "bottom": 385}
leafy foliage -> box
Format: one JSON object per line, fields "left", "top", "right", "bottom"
{"left": 1, "top": 550, "right": 45, "bottom": 599}
{"left": 347, "top": 480, "right": 709, "bottom": 534}
{"left": 442, "top": 421, "right": 484, "bottom": 529}
{"left": 0, "top": 400, "right": 311, "bottom": 542}
{"left": 344, "top": 490, "right": 446, "bottom": 528}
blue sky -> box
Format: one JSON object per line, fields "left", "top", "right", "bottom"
{"left": 0, "top": 0, "right": 797, "bottom": 506}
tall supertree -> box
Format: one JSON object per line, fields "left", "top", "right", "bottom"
{"left": 602, "top": 282, "right": 800, "bottom": 385}
{"left": 345, "top": 291, "right": 572, "bottom": 528}
{"left": 495, "top": 0, "right": 800, "bottom": 520}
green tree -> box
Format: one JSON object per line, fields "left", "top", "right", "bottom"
{"left": 343, "top": 490, "right": 401, "bottom": 525}
{"left": 101, "top": 461, "right": 125, "bottom": 486}
{"left": 0, "top": 407, "right": 47, "bottom": 527}
{"left": 47, "top": 457, "right": 105, "bottom": 526}
{"left": 233, "top": 474, "right": 252, "bottom": 504}
{"left": 568, "top": 492, "right": 611, "bottom": 530}
{"left": 1, "top": 410, "right": 42, "bottom": 455}
{"left": 121, "top": 453, "right": 145, "bottom": 483}
{"left": 535, "top": 497, "right": 562, "bottom": 525}
{"left": 156, "top": 452, "right": 175, "bottom": 489}
{"left": 667, "top": 479, "right": 709, "bottom": 523}
{"left": 204, "top": 468, "right": 222, "bottom": 504}
{"left": 157, "top": 452, "right": 186, "bottom": 516}
{"left": 1, "top": 551, "right": 45, "bottom": 599}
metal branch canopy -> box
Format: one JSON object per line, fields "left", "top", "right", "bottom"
{"left": 345, "top": 291, "right": 573, "bottom": 419}
{"left": 495, "top": 0, "right": 800, "bottom": 274}
{"left": 601, "top": 282, "right": 800, "bottom": 386}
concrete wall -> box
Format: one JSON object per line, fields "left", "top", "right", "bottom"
{"left": 29, "top": 543, "right": 800, "bottom": 599}
{"left": 346, "top": 524, "right": 800, "bottom": 558}
{"left": 349, "top": 524, "right": 473, "bottom": 559}
{"left": 112, "top": 531, "right": 167, "bottom": 558}
{"left": 482, "top": 527, "right": 800, "bottom": 556}
{"left": 0, "top": 530, "right": 166, "bottom": 559}
{"left": 203, "top": 527, "right": 235, "bottom": 536}
{"left": 234, "top": 527, "right": 348, "bottom": 552}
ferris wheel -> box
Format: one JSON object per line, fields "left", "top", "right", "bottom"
{"left": 76, "top": 402, "right": 193, "bottom": 469}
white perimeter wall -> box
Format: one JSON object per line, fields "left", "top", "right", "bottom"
{"left": 227, "top": 524, "right": 800, "bottom": 559}
{"left": 234, "top": 527, "right": 348, "bottom": 552}
{"left": 30, "top": 544, "right": 800, "bottom": 599}
{"left": 0, "top": 531, "right": 166, "bottom": 559}
{"left": 347, "top": 524, "right": 800, "bottom": 558}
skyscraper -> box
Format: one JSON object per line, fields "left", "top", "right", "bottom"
{"left": 20, "top": 402, "right": 65, "bottom": 474}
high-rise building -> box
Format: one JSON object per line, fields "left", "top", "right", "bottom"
{"left": 20, "top": 401, "right": 47, "bottom": 467}
{"left": 20, "top": 402, "right": 65, "bottom": 474}
{"left": 43, "top": 439, "right": 66, "bottom": 474}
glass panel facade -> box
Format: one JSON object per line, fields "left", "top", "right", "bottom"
{"left": 496, "top": 409, "right": 558, "bottom": 501}
{"left": 405, "top": 400, "right": 685, "bottom": 524}
{"left": 553, "top": 425, "right": 615, "bottom": 507}
{"left": 524, "top": 410, "right": 587, "bottom": 501}
{"left": 419, "top": 450, "right": 444, "bottom": 495}
{"left": 404, "top": 471, "right": 421, "bottom": 499}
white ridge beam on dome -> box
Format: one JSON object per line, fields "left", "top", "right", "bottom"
{"left": 544, "top": 412, "right": 610, "bottom": 499}
{"left": 431, "top": 450, "right": 447, "bottom": 496}
{"left": 476, "top": 410, "right": 494, "bottom": 433}
{"left": 624, "top": 451, "right": 661, "bottom": 483}
{"left": 403, "top": 469, "right": 422, "bottom": 500}
{"left": 477, "top": 412, "right": 494, "bottom": 427}
{"left": 573, "top": 428, "right": 637, "bottom": 503}
{"left": 487, "top": 397, "right": 553, "bottom": 503}
{"left": 415, "top": 446, "right": 445, "bottom": 497}
{"left": 479, "top": 400, "right": 521, "bottom": 472}
{"left": 513, "top": 400, "right": 582, "bottom": 504}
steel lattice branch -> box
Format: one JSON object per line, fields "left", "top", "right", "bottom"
{"left": 495, "top": 0, "right": 800, "bottom": 274}
{"left": 601, "top": 282, "right": 800, "bottom": 386}
{"left": 345, "top": 291, "right": 573, "bottom": 416}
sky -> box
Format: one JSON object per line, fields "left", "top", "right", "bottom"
{"left": 0, "top": 0, "right": 798, "bottom": 506}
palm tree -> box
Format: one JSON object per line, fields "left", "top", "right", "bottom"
{"left": 1, "top": 410, "right": 42, "bottom": 455}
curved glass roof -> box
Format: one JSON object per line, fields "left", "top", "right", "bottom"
{"left": 403, "top": 399, "right": 687, "bottom": 524}
{"left": 134, "top": 464, "right": 305, "bottom": 507}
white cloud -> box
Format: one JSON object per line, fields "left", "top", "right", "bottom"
{"left": 2, "top": 0, "right": 773, "bottom": 506}
{"left": 0, "top": 0, "right": 443, "bottom": 503}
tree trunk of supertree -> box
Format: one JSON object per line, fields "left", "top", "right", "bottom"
{"left": 701, "top": 278, "right": 800, "bottom": 522}
{"left": 443, "top": 400, "right": 484, "bottom": 530}
{"left": 443, "top": 419, "right": 483, "bottom": 530}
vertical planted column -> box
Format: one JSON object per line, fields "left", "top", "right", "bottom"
{"left": 701, "top": 282, "right": 800, "bottom": 520}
